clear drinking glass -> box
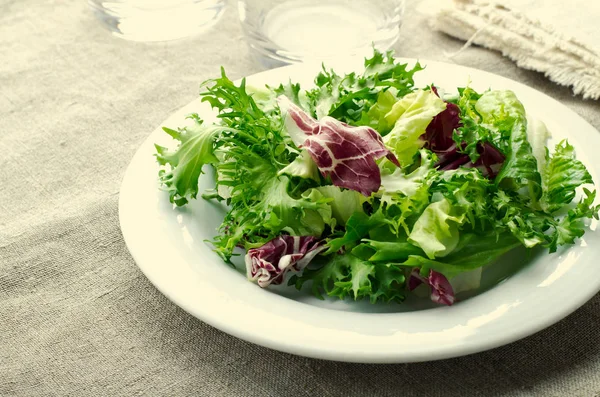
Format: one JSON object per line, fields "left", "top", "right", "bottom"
{"left": 238, "top": 0, "right": 404, "bottom": 67}
{"left": 89, "top": 0, "right": 226, "bottom": 42}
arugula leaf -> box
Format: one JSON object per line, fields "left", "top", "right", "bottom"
{"left": 443, "top": 232, "right": 521, "bottom": 271}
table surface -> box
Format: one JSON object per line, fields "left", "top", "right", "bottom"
{"left": 2, "top": 1, "right": 600, "bottom": 396}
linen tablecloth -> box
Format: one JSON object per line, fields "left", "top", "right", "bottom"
{"left": 2, "top": 1, "right": 600, "bottom": 396}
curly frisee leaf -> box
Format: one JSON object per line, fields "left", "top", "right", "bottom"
{"left": 155, "top": 117, "right": 234, "bottom": 206}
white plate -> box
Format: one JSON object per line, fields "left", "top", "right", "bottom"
{"left": 119, "top": 59, "right": 600, "bottom": 363}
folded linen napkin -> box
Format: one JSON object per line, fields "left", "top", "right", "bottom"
{"left": 427, "top": 0, "right": 600, "bottom": 100}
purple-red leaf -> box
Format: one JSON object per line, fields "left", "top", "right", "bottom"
{"left": 279, "top": 96, "right": 399, "bottom": 196}
{"left": 408, "top": 268, "right": 455, "bottom": 306}
{"left": 422, "top": 87, "right": 504, "bottom": 178}
{"left": 423, "top": 100, "right": 461, "bottom": 152}
{"left": 245, "top": 235, "right": 325, "bottom": 288}
{"left": 463, "top": 142, "right": 506, "bottom": 178}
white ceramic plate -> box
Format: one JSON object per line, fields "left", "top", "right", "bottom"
{"left": 119, "top": 59, "right": 600, "bottom": 363}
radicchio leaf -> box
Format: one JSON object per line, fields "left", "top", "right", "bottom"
{"left": 422, "top": 87, "right": 505, "bottom": 178}
{"left": 245, "top": 235, "right": 325, "bottom": 288}
{"left": 423, "top": 89, "right": 460, "bottom": 152}
{"left": 464, "top": 142, "right": 505, "bottom": 178}
{"left": 408, "top": 268, "right": 455, "bottom": 306}
{"left": 279, "top": 96, "right": 399, "bottom": 196}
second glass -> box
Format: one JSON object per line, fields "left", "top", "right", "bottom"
{"left": 238, "top": 0, "right": 404, "bottom": 67}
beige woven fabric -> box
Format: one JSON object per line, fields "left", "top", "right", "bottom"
{"left": 1, "top": 1, "right": 600, "bottom": 396}
{"left": 428, "top": 0, "right": 600, "bottom": 99}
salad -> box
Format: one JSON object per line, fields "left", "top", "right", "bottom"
{"left": 155, "top": 50, "right": 598, "bottom": 306}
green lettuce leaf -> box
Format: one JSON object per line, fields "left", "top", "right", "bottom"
{"left": 382, "top": 89, "right": 447, "bottom": 165}
{"left": 475, "top": 90, "right": 542, "bottom": 199}
{"left": 408, "top": 198, "right": 466, "bottom": 259}
{"left": 402, "top": 232, "right": 521, "bottom": 278}
{"left": 542, "top": 140, "right": 593, "bottom": 212}
{"left": 486, "top": 138, "right": 597, "bottom": 254}
{"left": 278, "top": 149, "right": 320, "bottom": 182}
{"left": 361, "top": 89, "right": 397, "bottom": 134}
{"left": 310, "top": 185, "right": 365, "bottom": 225}
{"left": 527, "top": 117, "right": 550, "bottom": 175}
{"left": 380, "top": 149, "right": 437, "bottom": 199}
